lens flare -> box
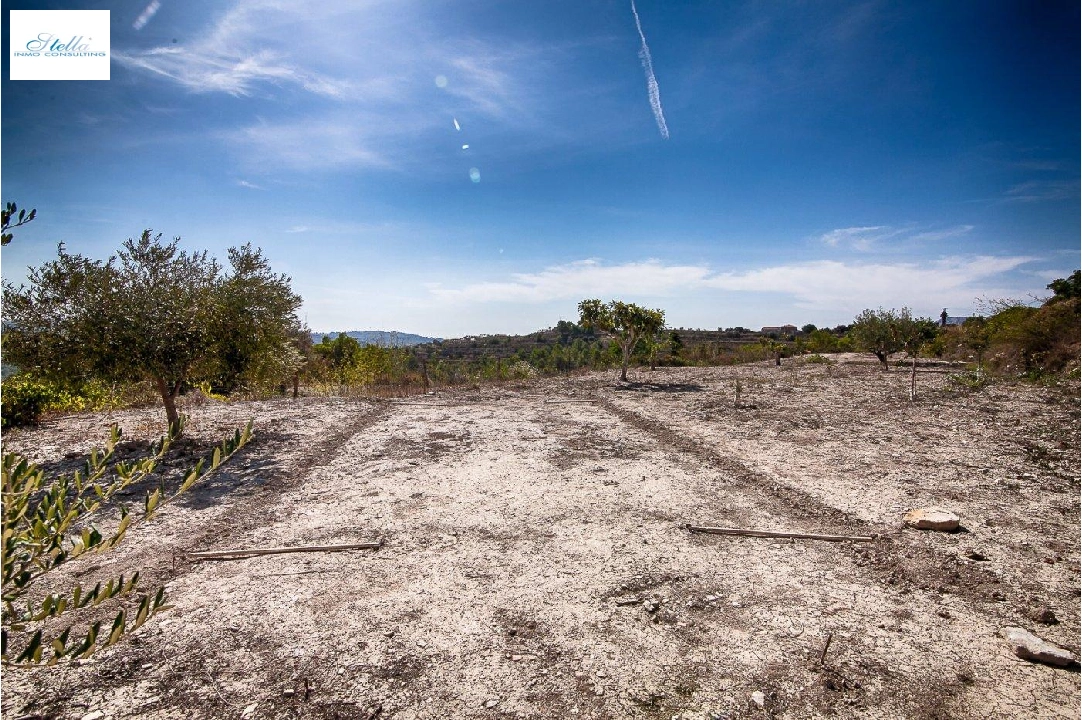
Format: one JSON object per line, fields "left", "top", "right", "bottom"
{"left": 435, "top": 75, "right": 448, "bottom": 88}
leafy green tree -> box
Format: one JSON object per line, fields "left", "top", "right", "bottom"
{"left": 800, "top": 323, "right": 817, "bottom": 334}
{"left": 669, "top": 330, "right": 684, "bottom": 359}
{"left": 1046, "top": 270, "right": 1080, "bottom": 302}
{"left": 959, "top": 317, "right": 990, "bottom": 377}
{"left": 213, "top": 243, "right": 304, "bottom": 394}
{"left": 849, "top": 308, "right": 905, "bottom": 370}
{"left": 2, "top": 231, "right": 302, "bottom": 432}
{"left": 759, "top": 337, "right": 785, "bottom": 366}
{"left": 897, "top": 315, "right": 939, "bottom": 400}
{"left": 578, "top": 299, "right": 665, "bottom": 381}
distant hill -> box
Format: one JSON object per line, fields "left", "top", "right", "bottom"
{"left": 311, "top": 330, "right": 440, "bottom": 347}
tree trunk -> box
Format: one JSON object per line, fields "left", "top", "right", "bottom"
{"left": 909, "top": 356, "right": 917, "bottom": 401}
{"left": 775, "top": 352, "right": 782, "bottom": 367}
{"left": 292, "top": 372, "right": 300, "bottom": 398}
{"left": 155, "top": 376, "right": 182, "bottom": 435}
{"left": 874, "top": 351, "right": 890, "bottom": 370}
{"left": 620, "top": 340, "right": 632, "bottom": 382}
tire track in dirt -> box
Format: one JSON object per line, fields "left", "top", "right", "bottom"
{"left": 591, "top": 393, "right": 1008, "bottom": 610}
{"left": 188, "top": 399, "right": 393, "bottom": 551}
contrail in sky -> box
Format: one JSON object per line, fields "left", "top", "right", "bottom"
{"left": 630, "top": 0, "right": 669, "bottom": 139}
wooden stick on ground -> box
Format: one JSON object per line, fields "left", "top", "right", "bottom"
{"left": 685, "top": 524, "right": 875, "bottom": 543}
{"left": 819, "top": 631, "right": 834, "bottom": 664}
{"left": 188, "top": 540, "right": 383, "bottom": 561}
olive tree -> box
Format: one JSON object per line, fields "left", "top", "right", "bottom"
{"left": 2, "top": 231, "right": 303, "bottom": 432}
{"left": 850, "top": 307, "right": 937, "bottom": 397}
{"left": 578, "top": 299, "right": 665, "bottom": 381}
{"left": 212, "top": 243, "right": 304, "bottom": 394}
{"left": 849, "top": 307, "right": 910, "bottom": 369}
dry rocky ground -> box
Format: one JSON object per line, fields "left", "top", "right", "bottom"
{"left": 2, "top": 355, "right": 1080, "bottom": 719}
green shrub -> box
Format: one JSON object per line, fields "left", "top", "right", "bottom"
{"left": 1, "top": 375, "right": 116, "bottom": 429}
{"left": 804, "top": 354, "right": 834, "bottom": 364}
{"left": 945, "top": 371, "right": 991, "bottom": 394}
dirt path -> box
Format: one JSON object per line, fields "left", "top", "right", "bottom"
{"left": 3, "top": 360, "right": 1078, "bottom": 719}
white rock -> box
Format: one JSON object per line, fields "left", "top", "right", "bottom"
{"left": 82, "top": 712, "right": 105, "bottom": 720}
{"left": 903, "top": 507, "right": 960, "bottom": 531}
{"left": 751, "top": 690, "right": 766, "bottom": 708}
{"left": 1002, "top": 627, "right": 1076, "bottom": 667}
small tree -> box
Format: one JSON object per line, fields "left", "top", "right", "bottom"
{"left": 849, "top": 307, "right": 906, "bottom": 369}
{"left": 578, "top": 299, "right": 665, "bottom": 381}
{"left": 959, "top": 317, "right": 990, "bottom": 378}
{"left": 669, "top": 330, "right": 684, "bottom": 361}
{"left": 759, "top": 337, "right": 785, "bottom": 366}
{"left": 213, "top": 243, "right": 304, "bottom": 394}
{"left": 1046, "top": 270, "right": 1080, "bottom": 303}
{"left": 897, "top": 315, "right": 939, "bottom": 400}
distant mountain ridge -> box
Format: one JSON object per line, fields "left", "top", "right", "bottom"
{"left": 311, "top": 330, "right": 440, "bottom": 347}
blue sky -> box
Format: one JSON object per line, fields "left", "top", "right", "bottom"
{"left": 2, "top": 0, "right": 1078, "bottom": 336}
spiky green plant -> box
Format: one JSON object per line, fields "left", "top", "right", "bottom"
{"left": 1, "top": 416, "right": 253, "bottom": 665}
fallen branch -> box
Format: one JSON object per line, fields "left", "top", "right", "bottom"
{"left": 684, "top": 524, "right": 875, "bottom": 543}
{"left": 188, "top": 540, "right": 382, "bottom": 561}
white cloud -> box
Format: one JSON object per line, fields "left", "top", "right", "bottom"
{"left": 227, "top": 118, "right": 396, "bottom": 172}
{"left": 819, "top": 224, "right": 978, "bottom": 251}
{"left": 819, "top": 225, "right": 891, "bottom": 249}
{"left": 1004, "top": 180, "right": 1078, "bottom": 203}
{"left": 908, "top": 225, "right": 974, "bottom": 243}
{"left": 237, "top": 179, "right": 262, "bottom": 190}
{"left": 427, "top": 259, "right": 710, "bottom": 303}
{"left": 113, "top": 1, "right": 610, "bottom": 175}
{"left": 704, "top": 256, "right": 1033, "bottom": 309}
{"left": 425, "top": 255, "right": 1036, "bottom": 317}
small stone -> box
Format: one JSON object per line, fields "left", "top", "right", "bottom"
{"left": 284, "top": 689, "right": 296, "bottom": 698}
{"left": 1032, "top": 608, "right": 1059, "bottom": 625}
{"left": 485, "top": 699, "right": 499, "bottom": 708}
{"left": 241, "top": 704, "right": 257, "bottom": 717}
{"left": 82, "top": 712, "right": 105, "bottom": 720}
{"left": 750, "top": 690, "right": 766, "bottom": 709}
{"left": 904, "top": 508, "right": 960, "bottom": 531}
{"left": 966, "top": 550, "right": 989, "bottom": 561}
{"left": 643, "top": 599, "right": 660, "bottom": 613}
{"left": 1003, "top": 627, "right": 1076, "bottom": 667}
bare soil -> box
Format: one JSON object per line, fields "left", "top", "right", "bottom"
{"left": 3, "top": 356, "right": 1079, "bottom": 719}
